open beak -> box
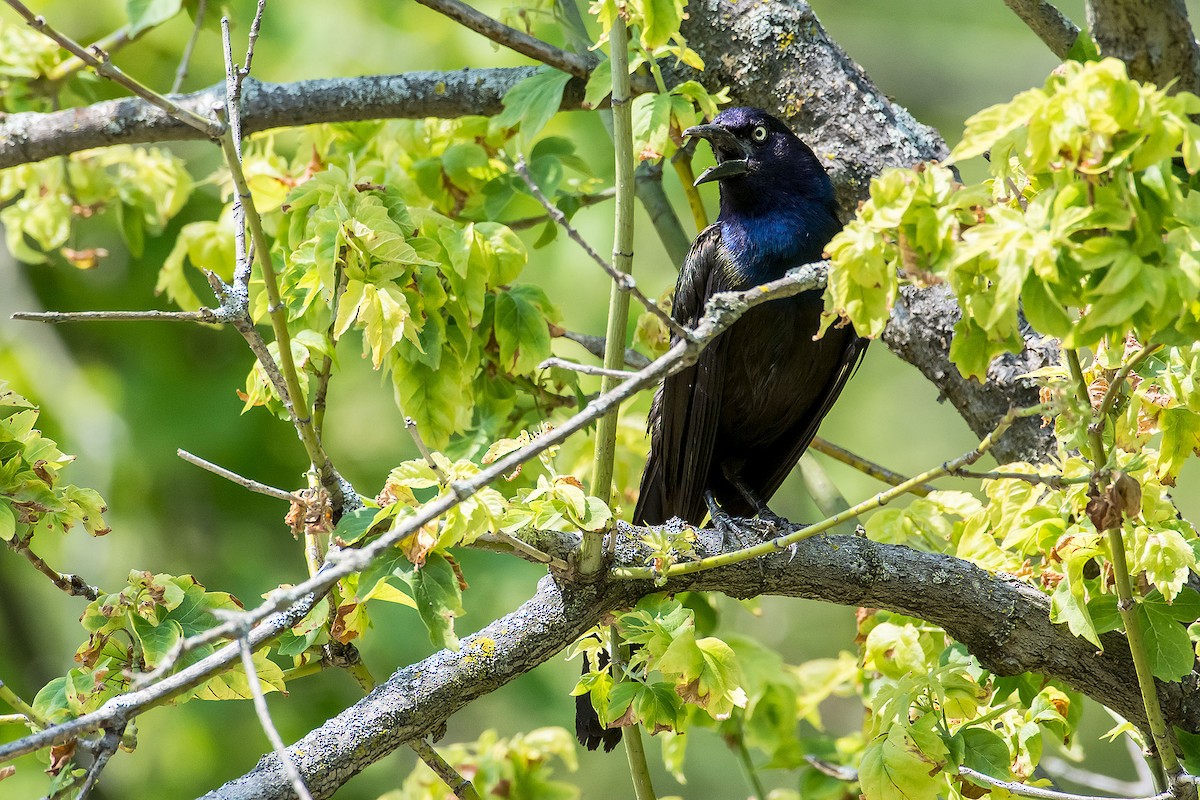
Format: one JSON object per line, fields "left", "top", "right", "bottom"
{"left": 684, "top": 123, "right": 750, "bottom": 185}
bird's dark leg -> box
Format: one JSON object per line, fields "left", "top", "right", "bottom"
{"left": 721, "top": 464, "right": 789, "bottom": 533}
{"left": 704, "top": 490, "right": 756, "bottom": 550}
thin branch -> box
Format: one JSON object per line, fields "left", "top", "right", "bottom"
{"left": 0, "top": 681, "right": 47, "bottom": 730}
{"left": 1097, "top": 342, "right": 1163, "bottom": 421}
{"left": 506, "top": 187, "right": 616, "bottom": 230}
{"left": 2, "top": 0, "right": 221, "bottom": 137}
{"left": 797, "top": 456, "right": 859, "bottom": 535}
{"left": 959, "top": 766, "right": 1172, "bottom": 800}
{"left": 177, "top": 449, "right": 304, "bottom": 504}
{"left": 950, "top": 468, "right": 1090, "bottom": 489}
{"left": 11, "top": 309, "right": 219, "bottom": 324}
{"left": 47, "top": 26, "right": 137, "bottom": 83}
{"left": 1001, "top": 0, "right": 1082, "bottom": 59}
{"left": 808, "top": 436, "right": 934, "bottom": 497}
{"left": 239, "top": 638, "right": 313, "bottom": 800}
{"left": 555, "top": 328, "right": 651, "bottom": 369}
{"left": 8, "top": 535, "right": 100, "bottom": 600}
{"left": 404, "top": 417, "right": 449, "bottom": 484}
{"left": 470, "top": 533, "right": 569, "bottom": 572}
{"left": 612, "top": 403, "right": 1049, "bottom": 580}
{"left": 538, "top": 357, "right": 635, "bottom": 379}
{"left": 75, "top": 724, "right": 125, "bottom": 800}
{"left": 410, "top": 0, "right": 594, "bottom": 80}
{"left": 407, "top": 738, "right": 481, "bottom": 800}
{"left": 171, "top": 0, "right": 207, "bottom": 94}
{"left": 513, "top": 157, "right": 689, "bottom": 342}
{"left": 241, "top": 0, "right": 267, "bottom": 77}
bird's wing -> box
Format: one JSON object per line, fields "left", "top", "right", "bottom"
{"left": 751, "top": 328, "right": 868, "bottom": 504}
{"left": 634, "top": 225, "right": 734, "bottom": 525}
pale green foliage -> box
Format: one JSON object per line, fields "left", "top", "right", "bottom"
{"left": 0, "top": 18, "right": 68, "bottom": 112}
{"left": 0, "top": 145, "right": 193, "bottom": 266}
{"left": 0, "top": 386, "right": 109, "bottom": 543}
{"left": 826, "top": 59, "right": 1200, "bottom": 377}
{"left": 392, "top": 727, "right": 580, "bottom": 800}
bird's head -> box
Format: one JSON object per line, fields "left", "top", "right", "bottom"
{"left": 684, "top": 107, "right": 833, "bottom": 212}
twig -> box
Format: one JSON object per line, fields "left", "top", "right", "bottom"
{"left": 75, "top": 724, "right": 125, "bottom": 800}
{"left": 513, "top": 157, "right": 689, "bottom": 342}
{"left": 216, "top": 15, "right": 353, "bottom": 514}
{"left": 506, "top": 187, "right": 617, "bottom": 230}
{"left": 1041, "top": 755, "right": 1158, "bottom": 799}
{"left": 959, "top": 766, "right": 1171, "bottom": 800}
{"left": 797, "top": 456, "right": 858, "bottom": 534}
{"left": 1096, "top": 342, "right": 1163, "bottom": 420}
{"left": 241, "top": 0, "right": 266, "bottom": 77}
{"left": 808, "top": 436, "right": 934, "bottom": 497}
{"left": 8, "top": 535, "right": 100, "bottom": 600}
{"left": 1000, "top": 0, "right": 1081, "bottom": 59}
{"left": 0, "top": 714, "right": 26, "bottom": 726}
{"left": 538, "top": 357, "right": 635, "bottom": 379}
{"left": 950, "top": 468, "right": 1090, "bottom": 489}
{"left": 471, "top": 533, "right": 569, "bottom": 572}
{"left": 176, "top": 449, "right": 304, "bottom": 504}
{"left": 11, "top": 309, "right": 219, "bottom": 324}
{"left": 0, "top": 680, "right": 47, "bottom": 730}
{"left": 730, "top": 711, "right": 767, "bottom": 800}
{"left": 238, "top": 638, "right": 313, "bottom": 800}
{"left": 2, "top": 0, "right": 221, "bottom": 136}
{"left": 405, "top": 417, "right": 449, "bottom": 484}
{"left": 408, "top": 738, "right": 481, "bottom": 800}
{"left": 411, "top": 0, "right": 594, "bottom": 80}
{"left": 612, "top": 403, "right": 1050, "bottom": 580}
{"left": 46, "top": 26, "right": 135, "bottom": 83}
{"left": 556, "top": 329, "right": 651, "bottom": 369}
{"left": 0, "top": 265, "right": 830, "bottom": 765}
{"left": 171, "top": 0, "right": 207, "bottom": 93}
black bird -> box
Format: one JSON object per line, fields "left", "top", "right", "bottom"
{"left": 576, "top": 107, "right": 866, "bottom": 752}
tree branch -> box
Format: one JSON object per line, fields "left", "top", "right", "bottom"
{"left": 1002, "top": 0, "right": 1082, "bottom": 58}
{"left": 202, "top": 529, "right": 1200, "bottom": 800}
{"left": 0, "top": 69, "right": 588, "bottom": 170}
{"left": 1087, "top": 0, "right": 1200, "bottom": 95}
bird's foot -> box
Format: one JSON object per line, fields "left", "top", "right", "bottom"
{"left": 705, "top": 491, "right": 767, "bottom": 551}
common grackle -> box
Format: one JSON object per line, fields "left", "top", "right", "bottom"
{"left": 575, "top": 108, "right": 866, "bottom": 752}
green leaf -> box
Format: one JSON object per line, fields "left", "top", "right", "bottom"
{"left": 493, "top": 285, "right": 552, "bottom": 375}
{"left": 636, "top": 0, "right": 684, "bottom": 50}
{"left": 1137, "top": 601, "right": 1195, "bottom": 681}
{"left": 495, "top": 68, "right": 573, "bottom": 141}
{"left": 959, "top": 728, "right": 1012, "bottom": 779}
{"left": 1065, "top": 30, "right": 1101, "bottom": 63}
{"left": 126, "top": 0, "right": 183, "bottom": 36}
{"left": 0, "top": 502, "right": 15, "bottom": 541}
{"left": 859, "top": 726, "right": 945, "bottom": 800}
{"left": 407, "top": 552, "right": 464, "bottom": 651}
{"left": 583, "top": 58, "right": 612, "bottom": 109}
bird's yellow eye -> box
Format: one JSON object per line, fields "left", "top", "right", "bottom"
{"left": 751, "top": 125, "right": 768, "bottom": 143}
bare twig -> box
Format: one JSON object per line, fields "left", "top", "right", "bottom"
{"left": 538, "top": 357, "right": 635, "bottom": 379}
{"left": 2, "top": 0, "right": 221, "bottom": 136}
{"left": 75, "top": 724, "right": 125, "bottom": 800}
{"left": 506, "top": 187, "right": 616, "bottom": 230}
{"left": 404, "top": 417, "right": 449, "bottom": 484}
{"left": 11, "top": 309, "right": 219, "bottom": 324}
{"left": 47, "top": 26, "right": 136, "bottom": 83}
{"left": 556, "top": 329, "right": 651, "bottom": 369}
{"left": 239, "top": 638, "right": 313, "bottom": 800}
{"left": 1001, "top": 0, "right": 1082, "bottom": 59}
{"left": 407, "top": 738, "right": 481, "bottom": 800}
{"left": 410, "top": 0, "right": 594, "bottom": 80}
{"left": 172, "top": 0, "right": 208, "bottom": 94}
{"left": 1096, "top": 342, "right": 1163, "bottom": 420}
{"left": 177, "top": 449, "right": 304, "bottom": 504}
{"left": 8, "top": 536, "right": 99, "bottom": 600}
{"left": 808, "top": 436, "right": 934, "bottom": 496}
{"left": 241, "top": 0, "right": 267, "bottom": 77}
{"left": 513, "top": 157, "right": 689, "bottom": 342}
{"left": 959, "top": 766, "right": 1171, "bottom": 800}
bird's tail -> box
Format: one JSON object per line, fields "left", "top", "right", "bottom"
{"left": 575, "top": 646, "right": 622, "bottom": 752}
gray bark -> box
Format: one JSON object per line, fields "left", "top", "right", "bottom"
{"left": 203, "top": 528, "right": 1200, "bottom": 800}
{"left": 1087, "top": 0, "right": 1200, "bottom": 94}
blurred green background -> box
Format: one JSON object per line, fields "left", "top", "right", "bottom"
{"left": 1, "top": 0, "right": 1199, "bottom": 797}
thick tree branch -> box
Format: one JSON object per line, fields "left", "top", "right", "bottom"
{"left": 0, "top": 69, "right": 586, "bottom": 170}
{"left": 1087, "top": 0, "right": 1200, "bottom": 95}
{"left": 1002, "top": 0, "right": 1082, "bottom": 58}
{"left": 203, "top": 529, "right": 1200, "bottom": 800}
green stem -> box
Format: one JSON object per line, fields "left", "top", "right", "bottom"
{"left": 609, "top": 627, "right": 657, "bottom": 800}
{"left": 1066, "top": 346, "right": 1179, "bottom": 779}
{"left": 612, "top": 404, "right": 1046, "bottom": 580}
{"left": 0, "top": 680, "right": 46, "bottom": 729}
{"left": 583, "top": 13, "right": 636, "bottom": 575}
{"left": 731, "top": 712, "right": 767, "bottom": 800}
{"left": 671, "top": 153, "right": 709, "bottom": 233}
{"left": 409, "top": 738, "right": 483, "bottom": 800}
{"left": 280, "top": 661, "right": 325, "bottom": 682}
{"left": 798, "top": 456, "right": 859, "bottom": 534}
